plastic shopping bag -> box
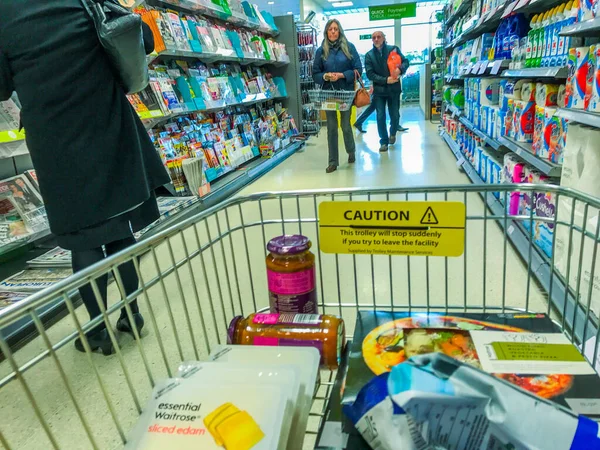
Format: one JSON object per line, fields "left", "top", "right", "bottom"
{"left": 387, "top": 49, "right": 402, "bottom": 80}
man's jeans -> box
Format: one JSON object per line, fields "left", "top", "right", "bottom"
{"left": 373, "top": 95, "right": 400, "bottom": 145}
{"left": 325, "top": 110, "right": 355, "bottom": 166}
{"left": 355, "top": 102, "right": 376, "bottom": 128}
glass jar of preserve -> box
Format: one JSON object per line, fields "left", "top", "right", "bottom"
{"left": 266, "top": 235, "right": 318, "bottom": 314}
{"left": 227, "top": 313, "right": 345, "bottom": 369}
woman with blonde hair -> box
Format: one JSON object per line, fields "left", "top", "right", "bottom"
{"left": 313, "top": 19, "right": 362, "bottom": 173}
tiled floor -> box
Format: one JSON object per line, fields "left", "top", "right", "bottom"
{"left": 0, "top": 107, "right": 549, "bottom": 449}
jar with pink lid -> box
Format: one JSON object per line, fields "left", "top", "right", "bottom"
{"left": 265, "top": 235, "right": 318, "bottom": 314}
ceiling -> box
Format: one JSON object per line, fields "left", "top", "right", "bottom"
{"left": 252, "top": 0, "right": 446, "bottom": 19}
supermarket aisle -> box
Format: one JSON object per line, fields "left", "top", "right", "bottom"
{"left": 240, "top": 106, "right": 467, "bottom": 194}
{"left": 0, "top": 107, "right": 550, "bottom": 450}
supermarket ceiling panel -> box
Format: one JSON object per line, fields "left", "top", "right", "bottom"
{"left": 252, "top": 0, "right": 446, "bottom": 18}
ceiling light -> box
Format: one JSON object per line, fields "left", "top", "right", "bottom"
{"left": 287, "top": 11, "right": 292, "bottom": 14}
{"left": 267, "top": 1, "right": 274, "bottom": 3}
{"left": 332, "top": 1, "right": 353, "bottom": 6}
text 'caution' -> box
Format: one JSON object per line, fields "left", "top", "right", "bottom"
{"left": 319, "top": 201, "right": 466, "bottom": 257}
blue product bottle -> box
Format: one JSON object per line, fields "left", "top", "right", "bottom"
{"left": 495, "top": 18, "right": 509, "bottom": 59}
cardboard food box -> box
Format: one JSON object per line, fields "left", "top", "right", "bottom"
{"left": 342, "top": 311, "right": 600, "bottom": 420}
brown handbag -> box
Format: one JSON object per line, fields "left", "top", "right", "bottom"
{"left": 354, "top": 69, "right": 371, "bottom": 108}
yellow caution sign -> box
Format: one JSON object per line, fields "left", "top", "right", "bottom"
{"left": 319, "top": 201, "right": 466, "bottom": 257}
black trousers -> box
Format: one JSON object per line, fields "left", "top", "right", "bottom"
{"left": 72, "top": 236, "right": 139, "bottom": 332}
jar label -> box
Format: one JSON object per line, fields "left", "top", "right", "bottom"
{"left": 253, "top": 313, "right": 322, "bottom": 325}
{"left": 267, "top": 268, "right": 315, "bottom": 295}
{"left": 267, "top": 268, "right": 318, "bottom": 314}
{"left": 253, "top": 336, "right": 324, "bottom": 357}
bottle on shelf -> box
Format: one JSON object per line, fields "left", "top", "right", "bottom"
{"left": 526, "top": 14, "right": 539, "bottom": 68}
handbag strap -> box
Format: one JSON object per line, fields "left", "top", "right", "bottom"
{"left": 354, "top": 70, "right": 365, "bottom": 89}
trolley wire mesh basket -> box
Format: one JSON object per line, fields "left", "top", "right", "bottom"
{"left": 307, "top": 88, "right": 356, "bottom": 111}
{"left": 2, "top": 185, "right": 600, "bottom": 449}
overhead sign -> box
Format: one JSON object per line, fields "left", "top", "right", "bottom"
{"left": 369, "top": 3, "right": 417, "bottom": 21}
{"left": 318, "top": 201, "right": 466, "bottom": 257}
{"left": 359, "top": 34, "right": 373, "bottom": 40}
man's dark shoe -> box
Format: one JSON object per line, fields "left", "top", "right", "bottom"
{"left": 379, "top": 144, "right": 388, "bottom": 152}
{"left": 389, "top": 135, "right": 397, "bottom": 145}
{"left": 326, "top": 165, "right": 337, "bottom": 173}
{"left": 354, "top": 123, "right": 365, "bottom": 133}
{"left": 398, "top": 125, "right": 408, "bottom": 132}
{"left": 348, "top": 154, "right": 356, "bottom": 163}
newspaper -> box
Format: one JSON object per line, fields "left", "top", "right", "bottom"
{"left": 0, "top": 175, "right": 49, "bottom": 235}
{"left": 0, "top": 96, "right": 28, "bottom": 159}
{"left": 27, "top": 247, "right": 72, "bottom": 268}
{"left": 134, "top": 196, "right": 199, "bottom": 239}
{"left": 0, "top": 268, "right": 72, "bottom": 292}
{"left": 0, "top": 291, "right": 29, "bottom": 310}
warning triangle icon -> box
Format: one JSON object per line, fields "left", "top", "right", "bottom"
{"left": 420, "top": 207, "right": 439, "bottom": 225}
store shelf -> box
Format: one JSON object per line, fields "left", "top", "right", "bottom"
{"left": 142, "top": 95, "right": 288, "bottom": 129}
{"left": 556, "top": 108, "right": 600, "bottom": 128}
{"left": 445, "top": 103, "right": 463, "bottom": 117}
{"left": 141, "top": 141, "right": 303, "bottom": 238}
{"left": 148, "top": 49, "right": 287, "bottom": 67}
{"left": 560, "top": 17, "right": 600, "bottom": 37}
{"left": 446, "top": 0, "right": 473, "bottom": 27}
{"left": 146, "top": 0, "right": 279, "bottom": 37}
{"left": 497, "top": 136, "right": 562, "bottom": 177}
{"left": 441, "top": 131, "right": 483, "bottom": 184}
{"left": 440, "top": 130, "right": 594, "bottom": 345}
{"left": 501, "top": 66, "right": 568, "bottom": 79}
{"left": 459, "top": 116, "right": 504, "bottom": 150}
{"left": 516, "top": 0, "right": 565, "bottom": 15}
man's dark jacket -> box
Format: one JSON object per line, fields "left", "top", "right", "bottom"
{"left": 365, "top": 43, "right": 410, "bottom": 97}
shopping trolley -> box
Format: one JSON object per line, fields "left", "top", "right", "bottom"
{"left": 307, "top": 88, "right": 356, "bottom": 111}
{"left": 1, "top": 184, "right": 600, "bottom": 449}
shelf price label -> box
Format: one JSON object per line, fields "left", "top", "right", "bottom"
{"left": 478, "top": 61, "right": 489, "bottom": 74}
{"left": 0, "top": 129, "right": 26, "bottom": 144}
{"left": 491, "top": 60, "right": 504, "bottom": 75}
{"left": 318, "top": 201, "right": 466, "bottom": 257}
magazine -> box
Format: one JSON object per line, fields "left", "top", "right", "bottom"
{"left": 0, "top": 291, "right": 30, "bottom": 310}
{"left": 0, "top": 268, "right": 72, "bottom": 292}
{"left": 24, "top": 170, "right": 40, "bottom": 192}
{"left": 27, "top": 247, "right": 72, "bottom": 268}
{"left": 0, "top": 175, "right": 49, "bottom": 234}
{"left": 0, "top": 197, "right": 31, "bottom": 247}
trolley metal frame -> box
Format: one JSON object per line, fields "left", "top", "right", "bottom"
{"left": 1, "top": 184, "right": 600, "bottom": 449}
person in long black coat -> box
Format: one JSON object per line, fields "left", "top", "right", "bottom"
{"left": 0, "top": 0, "right": 170, "bottom": 355}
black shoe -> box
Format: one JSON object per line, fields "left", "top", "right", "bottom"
{"left": 117, "top": 312, "right": 145, "bottom": 336}
{"left": 398, "top": 125, "right": 408, "bottom": 132}
{"left": 389, "top": 135, "right": 397, "bottom": 145}
{"left": 326, "top": 165, "right": 337, "bottom": 173}
{"left": 354, "top": 123, "right": 365, "bottom": 133}
{"left": 74, "top": 328, "right": 114, "bottom": 356}
{"left": 379, "top": 144, "right": 389, "bottom": 152}
{"left": 348, "top": 154, "right": 356, "bottom": 164}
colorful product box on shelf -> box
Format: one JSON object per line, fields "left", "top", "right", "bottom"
{"left": 479, "top": 78, "right": 500, "bottom": 106}
{"left": 513, "top": 100, "right": 536, "bottom": 143}
{"left": 520, "top": 81, "right": 536, "bottom": 103}
{"left": 535, "top": 83, "right": 559, "bottom": 107}
{"left": 532, "top": 105, "right": 545, "bottom": 155}
{"left": 588, "top": 46, "right": 600, "bottom": 113}
{"left": 579, "top": 0, "right": 598, "bottom": 22}
{"left": 503, "top": 154, "right": 527, "bottom": 216}
{"left": 568, "top": 47, "right": 590, "bottom": 110}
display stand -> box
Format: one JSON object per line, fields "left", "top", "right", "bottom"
{"left": 0, "top": 7, "right": 307, "bottom": 349}
{"left": 438, "top": 0, "right": 598, "bottom": 345}
{"left": 296, "top": 24, "right": 321, "bottom": 136}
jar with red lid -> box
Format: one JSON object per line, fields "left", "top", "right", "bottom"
{"left": 265, "top": 235, "right": 318, "bottom": 314}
